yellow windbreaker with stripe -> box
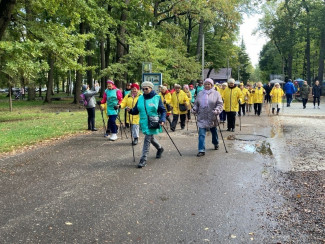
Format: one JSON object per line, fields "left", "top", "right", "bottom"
{"left": 239, "top": 88, "right": 249, "bottom": 103}
{"left": 120, "top": 93, "right": 140, "bottom": 124}
{"left": 222, "top": 87, "right": 243, "bottom": 112}
{"left": 171, "top": 90, "right": 190, "bottom": 115}
{"left": 247, "top": 89, "right": 254, "bottom": 104}
{"left": 159, "top": 91, "right": 172, "bottom": 113}
{"left": 253, "top": 87, "right": 265, "bottom": 103}
{"left": 270, "top": 87, "right": 284, "bottom": 103}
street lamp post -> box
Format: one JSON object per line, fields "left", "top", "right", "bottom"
{"left": 202, "top": 33, "right": 205, "bottom": 81}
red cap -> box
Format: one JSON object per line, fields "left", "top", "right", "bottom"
{"left": 189, "top": 84, "right": 194, "bottom": 88}
{"left": 131, "top": 83, "right": 140, "bottom": 90}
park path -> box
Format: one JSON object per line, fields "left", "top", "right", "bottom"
{"left": 0, "top": 101, "right": 324, "bottom": 243}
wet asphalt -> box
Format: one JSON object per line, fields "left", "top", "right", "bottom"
{"left": 0, "top": 107, "right": 285, "bottom": 243}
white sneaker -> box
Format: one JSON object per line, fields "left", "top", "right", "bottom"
{"left": 109, "top": 133, "right": 118, "bottom": 141}
{"left": 314, "top": 106, "right": 316, "bottom": 109}
{"left": 318, "top": 106, "right": 320, "bottom": 109}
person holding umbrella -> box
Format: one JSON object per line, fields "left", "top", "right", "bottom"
{"left": 270, "top": 82, "right": 284, "bottom": 115}
{"left": 118, "top": 83, "right": 141, "bottom": 145}
{"left": 99, "top": 80, "right": 123, "bottom": 141}
{"left": 127, "top": 81, "right": 166, "bottom": 168}
{"left": 192, "top": 78, "right": 223, "bottom": 157}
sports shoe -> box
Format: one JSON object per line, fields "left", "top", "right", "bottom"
{"left": 92, "top": 128, "right": 98, "bottom": 131}
{"left": 132, "top": 138, "right": 138, "bottom": 145}
{"left": 197, "top": 152, "right": 205, "bottom": 157}
{"left": 214, "top": 144, "right": 219, "bottom": 150}
{"left": 137, "top": 160, "right": 147, "bottom": 168}
{"left": 109, "top": 133, "right": 118, "bottom": 141}
{"left": 104, "top": 133, "right": 110, "bottom": 138}
{"left": 156, "top": 147, "right": 164, "bottom": 158}
{"left": 314, "top": 106, "right": 316, "bottom": 109}
{"left": 318, "top": 106, "right": 320, "bottom": 109}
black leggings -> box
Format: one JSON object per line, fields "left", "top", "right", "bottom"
{"left": 313, "top": 97, "right": 320, "bottom": 106}
{"left": 86, "top": 107, "right": 95, "bottom": 130}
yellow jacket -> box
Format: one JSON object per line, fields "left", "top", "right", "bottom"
{"left": 247, "top": 89, "right": 254, "bottom": 105}
{"left": 239, "top": 88, "right": 249, "bottom": 103}
{"left": 222, "top": 87, "right": 243, "bottom": 112}
{"left": 171, "top": 90, "right": 190, "bottom": 115}
{"left": 184, "top": 90, "right": 192, "bottom": 102}
{"left": 270, "top": 88, "right": 284, "bottom": 103}
{"left": 253, "top": 87, "right": 265, "bottom": 103}
{"left": 159, "top": 91, "right": 172, "bottom": 113}
{"left": 120, "top": 93, "right": 140, "bottom": 124}
{"left": 214, "top": 85, "right": 220, "bottom": 92}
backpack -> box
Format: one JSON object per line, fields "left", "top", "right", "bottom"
{"left": 80, "top": 93, "right": 88, "bottom": 106}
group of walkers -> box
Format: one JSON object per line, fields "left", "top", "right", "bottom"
{"left": 82, "top": 77, "right": 322, "bottom": 168}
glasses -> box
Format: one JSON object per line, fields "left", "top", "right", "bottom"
{"left": 142, "top": 87, "right": 150, "bottom": 91}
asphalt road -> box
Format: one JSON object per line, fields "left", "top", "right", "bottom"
{"left": 0, "top": 109, "right": 289, "bottom": 243}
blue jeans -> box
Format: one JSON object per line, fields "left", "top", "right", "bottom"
{"left": 198, "top": 127, "right": 218, "bottom": 152}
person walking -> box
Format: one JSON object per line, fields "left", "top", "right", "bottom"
{"left": 284, "top": 79, "right": 296, "bottom": 107}
{"left": 253, "top": 82, "right": 265, "bottom": 116}
{"left": 170, "top": 84, "right": 190, "bottom": 131}
{"left": 195, "top": 80, "right": 204, "bottom": 97}
{"left": 99, "top": 80, "right": 123, "bottom": 141}
{"left": 127, "top": 81, "right": 166, "bottom": 168}
{"left": 270, "top": 83, "right": 284, "bottom": 115}
{"left": 82, "top": 83, "right": 100, "bottom": 131}
{"left": 183, "top": 84, "right": 192, "bottom": 120}
{"left": 159, "top": 86, "right": 172, "bottom": 128}
{"left": 118, "top": 83, "right": 141, "bottom": 145}
{"left": 122, "top": 83, "right": 132, "bottom": 128}
{"left": 238, "top": 83, "right": 248, "bottom": 116}
{"left": 189, "top": 84, "right": 196, "bottom": 105}
{"left": 192, "top": 78, "right": 223, "bottom": 157}
{"left": 263, "top": 82, "right": 272, "bottom": 103}
{"left": 312, "top": 80, "right": 322, "bottom": 109}
{"left": 301, "top": 80, "right": 310, "bottom": 109}
{"left": 219, "top": 82, "right": 227, "bottom": 123}
{"left": 246, "top": 83, "right": 254, "bottom": 113}
{"left": 222, "top": 78, "right": 243, "bottom": 132}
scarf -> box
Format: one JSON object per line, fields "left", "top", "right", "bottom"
{"left": 201, "top": 89, "right": 213, "bottom": 108}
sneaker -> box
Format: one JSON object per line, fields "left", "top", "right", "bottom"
{"left": 231, "top": 128, "right": 235, "bottom": 132}
{"left": 156, "top": 147, "right": 164, "bottom": 158}
{"left": 109, "top": 133, "right": 118, "bottom": 141}
{"left": 214, "top": 144, "right": 219, "bottom": 150}
{"left": 91, "top": 128, "right": 98, "bottom": 131}
{"left": 137, "top": 160, "right": 147, "bottom": 168}
{"left": 104, "top": 133, "right": 110, "bottom": 138}
{"left": 318, "top": 106, "right": 320, "bottom": 109}
{"left": 314, "top": 106, "right": 316, "bottom": 109}
{"left": 226, "top": 128, "right": 231, "bottom": 131}
{"left": 197, "top": 152, "right": 205, "bottom": 157}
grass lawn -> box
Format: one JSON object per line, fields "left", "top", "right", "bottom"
{"left": 0, "top": 96, "right": 123, "bottom": 154}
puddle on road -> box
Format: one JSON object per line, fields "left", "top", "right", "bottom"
{"left": 235, "top": 141, "right": 273, "bottom": 156}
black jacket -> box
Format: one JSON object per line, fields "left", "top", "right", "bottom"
{"left": 312, "top": 85, "right": 322, "bottom": 97}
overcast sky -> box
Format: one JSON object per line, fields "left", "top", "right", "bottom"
{"left": 239, "top": 14, "right": 269, "bottom": 67}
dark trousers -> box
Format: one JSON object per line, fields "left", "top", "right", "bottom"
{"left": 302, "top": 98, "right": 308, "bottom": 108}
{"left": 238, "top": 103, "right": 246, "bottom": 116}
{"left": 219, "top": 110, "right": 226, "bottom": 122}
{"left": 108, "top": 115, "right": 118, "bottom": 133}
{"left": 171, "top": 114, "right": 186, "bottom": 130}
{"left": 86, "top": 107, "right": 96, "bottom": 130}
{"left": 187, "top": 110, "right": 191, "bottom": 120}
{"left": 313, "top": 97, "right": 320, "bottom": 106}
{"left": 254, "top": 103, "right": 262, "bottom": 116}
{"left": 226, "top": 112, "right": 236, "bottom": 129}
{"left": 265, "top": 94, "right": 271, "bottom": 103}
{"left": 286, "top": 94, "right": 293, "bottom": 106}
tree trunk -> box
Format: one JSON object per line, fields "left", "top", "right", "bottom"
{"left": 86, "top": 25, "right": 93, "bottom": 87}
{"left": 44, "top": 53, "right": 54, "bottom": 103}
{"left": 287, "top": 53, "right": 293, "bottom": 79}
{"left": 73, "top": 23, "right": 85, "bottom": 104}
{"left": 196, "top": 18, "right": 204, "bottom": 61}
{"left": 318, "top": 30, "right": 325, "bottom": 82}
{"left": 187, "top": 13, "right": 192, "bottom": 54}
{"left": 0, "top": 0, "right": 16, "bottom": 41}
{"left": 100, "top": 39, "right": 106, "bottom": 97}
{"left": 116, "top": 0, "right": 129, "bottom": 62}
{"left": 207, "top": 67, "right": 213, "bottom": 78}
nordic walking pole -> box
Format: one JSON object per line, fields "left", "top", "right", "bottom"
{"left": 97, "top": 104, "right": 106, "bottom": 136}
{"left": 162, "top": 125, "right": 182, "bottom": 156}
{"left": 216, "top": 118, "right": 228, "bottom": 153}
{"left": 116, "top": 107, "right": 128, "bottom": 139}
{"left": 128, "top": 113, "right": 135, "bottom": 162}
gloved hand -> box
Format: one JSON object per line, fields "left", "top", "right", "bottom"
{"left": 114, "top": 104, "right": 120, "bottom": 110}
{"left": 96, "top": 100, "right": 101, "bottom": 106}
{"left": 191, "top": 108, "right": 197, "bottom": 115}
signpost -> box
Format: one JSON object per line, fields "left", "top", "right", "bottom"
{"left": 142, "top": 73, "right": 162, "bottom": 93}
